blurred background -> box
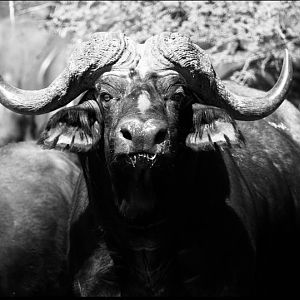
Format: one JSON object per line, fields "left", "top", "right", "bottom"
{"left": 0, "top": 1, "right": 299, "bottom": 106}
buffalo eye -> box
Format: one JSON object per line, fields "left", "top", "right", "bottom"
{"left": 172, "top": 93, "right": 183, "bottom": 101}
{"left": 170, "top": 87, "right": 185, "bottom": 102}
{"left": 101, "top": 92, "right": 113, "bottom": 102}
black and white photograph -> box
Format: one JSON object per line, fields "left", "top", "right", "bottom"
{"left": 0, "top": 1, "right": 300, "bottom": 296}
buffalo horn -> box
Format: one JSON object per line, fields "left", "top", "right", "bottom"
{"left": 152, "top": 32, "right": 293, "bottom": 121}
{"left": 0, "top": 32, "right": 126, "bottom": 115}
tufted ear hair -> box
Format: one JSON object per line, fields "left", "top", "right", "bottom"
{"left": 185, "top": 103, "right": 244, "bottom": 152}
{"left": 38, "top": 91, "right": 102, "bottom": 152}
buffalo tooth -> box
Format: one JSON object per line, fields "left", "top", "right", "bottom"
{"left": 129, "top": 156, "right": 136, "bottom": 167}
{"left": 148, "top": 154, "right": 157, "bottom": 161}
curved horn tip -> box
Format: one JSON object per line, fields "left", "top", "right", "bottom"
{"left": 284, "top": 48, "right": 293, "bottom": 74}
{"left": 212, "top": 47, "right": 294, "bottom": 121}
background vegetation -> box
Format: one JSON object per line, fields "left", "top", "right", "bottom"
{"left": 1, "top": 1, "right": 300, "bottom": 106}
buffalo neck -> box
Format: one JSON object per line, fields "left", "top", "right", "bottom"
{"left": 75, "top": 146, "right": 255, "bottom": 296}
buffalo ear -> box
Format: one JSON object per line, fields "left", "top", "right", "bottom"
{"left": 38, "top": 92, "right": 102, "bottom": 152}
{"left": 185, "top": 103, "right": 243, "bottom": 151}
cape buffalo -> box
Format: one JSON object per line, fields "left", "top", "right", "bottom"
{"left": 0, "top": 32, "right": 300, "bottom": 296}
{"left": 0, "top": 142, "right": 80, "bottom": 296}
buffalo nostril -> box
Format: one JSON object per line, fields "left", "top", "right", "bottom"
{"left": 121, "top": 128, "right": 132, "bottom": 141}
{"left": 154, "top": 128, "right": 167, "bottom": 145}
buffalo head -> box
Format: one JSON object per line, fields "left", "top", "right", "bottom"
{"left": 0, "top": 32, "right": 293, "bottom": 224}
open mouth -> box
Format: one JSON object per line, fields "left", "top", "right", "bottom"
{"left": 109, "top": 152, "right": 176, "bottom": 224}
{"left": 110, "top": 151, "right": 175, "bottom": 174}
{"left": 127, "top": 153, "right": 157, "bottom": 168}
